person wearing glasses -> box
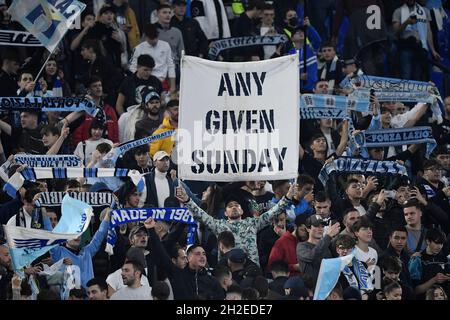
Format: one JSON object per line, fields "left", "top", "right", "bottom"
{"left": 416, "top": 159, "right": 450, "bottom": 234}
{"left": 335, "top": 234, "right": 373, "bottom": 300}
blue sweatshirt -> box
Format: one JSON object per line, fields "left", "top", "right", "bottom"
{"left": 288, "top": 44, "right": 318, "bottom": 92}
{"left": 50, "top": 219, "right": 109, "bottom": 288}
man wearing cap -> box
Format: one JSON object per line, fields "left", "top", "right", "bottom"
{"left": 139, "top": 150, "right": 199, "bottom": 208}
{"left": 116, "top": 54, "right": 162, "bottom": 115}
{"left": 134, "top": 89, "right": 163, "bottom": 139}
{"left": 317, "top": 41, "right": 344, "bottom": 93}
{"left": 296, "top": 215, "right": 341, "bottom": 283}
{"left": 175, "top": 183, "right": 297, "bottom": 266}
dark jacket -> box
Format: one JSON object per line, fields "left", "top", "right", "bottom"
{"left": 417, "top": 178, "right": 450, "bottom": 234}
{"left": 379, "top": 245, "right": 412, "bottom": 286}
{"left": 143, "top": 171, "right": 175, "bottom": 208}
{"left": 170, "top": 15, "right": 208, "bottom": 57}
{"left": 297, "top": 235, "right": 333, "bottom": 283}
{"left": 257, "top": 225, "right": 280, "bottom": 273}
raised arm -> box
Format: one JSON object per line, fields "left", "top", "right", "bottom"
{"left": 175, "top": 184, "right": 223, "bottom": 235}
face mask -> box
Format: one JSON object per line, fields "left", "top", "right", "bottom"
{"left": 288, "top": 17, "right": 298, "bottom": 27}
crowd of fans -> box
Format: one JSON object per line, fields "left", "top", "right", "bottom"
{"left": 0, "top": 0, "right": 450, "bottom": 301}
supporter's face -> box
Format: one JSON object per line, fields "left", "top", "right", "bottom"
{"left": 389, "top": 231, "right": 407, "bottom": 252}
{"left": 82, "top": 15, "right": 95, "bottom": 27}
{"left": 167, "top": 106, "right": 179, "bottom": 122}
{"left": 245, "top": 181, "right": 257, "bottom": 191}
{"left": 100, "top": 11, "right": 115, "bottom": 24}
{"left": 42, "top": 132, "right": 59, "bottom": 147}
{"left": 188, "top": 247, "right": 207, "bottom": 269}
{"left": 394, "top": 104, "right": 407, "bottom": 116}
{"left": 309, "top": 224, "right": 324, "bottom": 240}
{"left": 0, "top": 5, "right": 11, "bottom": 22}
{"left": 396, "top": 186, "right": 410, "bottom": 204}
{"left": 173, "top": 248, "right": 187, "bottom": 269}
{"left": 433, "top": 288, "right": 446, "bottom": 300}
{"left": 285, "top": 10, "right": 297, "bottom": 25}
{"left": 276, "top": 213, "right": 287, "bottom": 229}
{"left": 146, "top": 37, "right": 158, "bottom": 46}
{"left": 381, "top": 111, "right": 392, "bottom": 126}
{"left": 67, "top": 237, "right": 81, "bottom": 250}
{"left": 7, "top": 59, "right": 20, "bottom": 74}
{"left": 157, "top": 8, "right": 172, "bottom": 24}
{"left": 344, "top": 212, "right": 360, "bottom": 228}
{"left": 225, "top": 201, "right": 243, "bottom": 220}
{"left": 291, "top": 30, "right": 304, "bottom": 42}
{"left": 20, "top": 112, "right": 36, "bottom": 129}
{"left": 426, "top": 240, "right": 443, "bottom": 255}
{"left": 314, "top": 81, "right": 329, "bottom": 94}
{"left": 18, "top": 73, "right": 33, "bottom": 89}
{"left": 368, "top": 148, "right": 384, "bottom": 160}
{"left": 0, "top": 246, "right": 12, "bottom": 269}
{"left": 384, "top": 271, "right": 400, "bottom": 281}
{"left": 137, "top": 65, "right": 152, "bottom": 79}
{"left": 80, "top": 46, "right": 93, "bottom": 60}
{"left": 424, "top": 167, "right": 442, "bottom": 183}
{"left": 296, "top": 224, "right": 309, "bottom": 241}
{"left": 346, "top": 182, "right": 363, "bottom": 199}
{"left": 173, "top": 4, "right": 186, "bottom": 17}
{"left": 406, "top": 0, "right": 416, "bottom": 6}
{"left": 90, "top": 127, "right": 104, "bottom": 140}
{"left": 355, "top": 227, "right": 373, "bottom": 242}
{"left": 314, "top": 200, "right": 331, "bottom": 218}
{"left": 127, "top": 192, "right": 141, "bottom": 208}
{"left": 310, "top": 137, "right": 327, "bottom": 153}
{"left": 444, "top": 97, "right": 450, "bottom": 115}
{"left": 45, "top": 60, "right": 57, "bottom": 76}
{"left": 436, "top": 154, "right": 450, "bottom": 170}
{"left": 155, "top": 157, "right": 170, "bottom": 172}
{"left": 87, "top": 285, "right": 107, "bottom": 300}
{"left": 343, "top": 64, "right": 357, "bottom": 75}
{"left": 262, "top": 9, "right": 275, "bottom": 25}
{"left": 336, "top": 245, "right": 353, "bottom": 257}
{"left": 385, "top": 288, "right": 402, "bottom": 300}
{"left": 146, "top": 99, "right": 161, "bottom": 115}
{"left": 121, "top": 264, "right": 138, "bottom": 286}
{"left": 47, "top": 211, "right": 59, "bottom": 228}
{"left": 131, "top": 231, "right": 149, "bottom": 248}
{"left": 134, "top": 152, "right": 149, "bottom": 167}
{"left": 321, "top": 47, "right": 335, "bottom": 61}
{"left": 255, "top": 180, "right": 266, "bottom": 190}
{"left": 404, "top": 207, "right": 422, "bottom": 226}
{"left": 89, "top": 81, "right": 103, "bottom": 97}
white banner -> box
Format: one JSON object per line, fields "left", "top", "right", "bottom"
{"left": 178, "top": 55, "right": 299, "bottom": 181}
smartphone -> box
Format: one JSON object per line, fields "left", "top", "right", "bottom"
{"left": 369, "top": 88, "right": 375, "bottom": 103}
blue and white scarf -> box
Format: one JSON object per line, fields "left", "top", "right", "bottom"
{"left": 35, "top": 191, "right": 117, "bottom": 208}
{"left": 318, "top": 157, "right": 408, "bottom": 186}
{"left": 346, "top": 75, "right": 439, "bottom": 94}
{"left": 14, "top": 155, "right": 81, "bottom": 168}
{"left": 354, "top": 126, "right": 437, "bottom": 158}
{"left": 0, "top": 97, "right": 99, "bottom": 117}
{"left": 106, "top": 208, "right": 198, "bottom": 254}
{"left": 102, "top": 130, "right": 176, "bottom": 166}
{"left": 300, "top": 94, "right": 371, "bottom": 119}
{"left": 3, "top": 168, "right": 144, "bottom": 198}
{"left": 208, "top": 35, "right": 287, "bottom": 60}
{"left": 0, "top": 30, "right": 41, "bottom": 47}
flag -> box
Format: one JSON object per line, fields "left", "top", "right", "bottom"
{"left": 3, "top": 194, "right": 93, "bottom": 271}
{"left": 313, "top": 253, "right": 355, "bottom": 300}
{"left": 8, "top": 0, "right": 86, "bottom": 52}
